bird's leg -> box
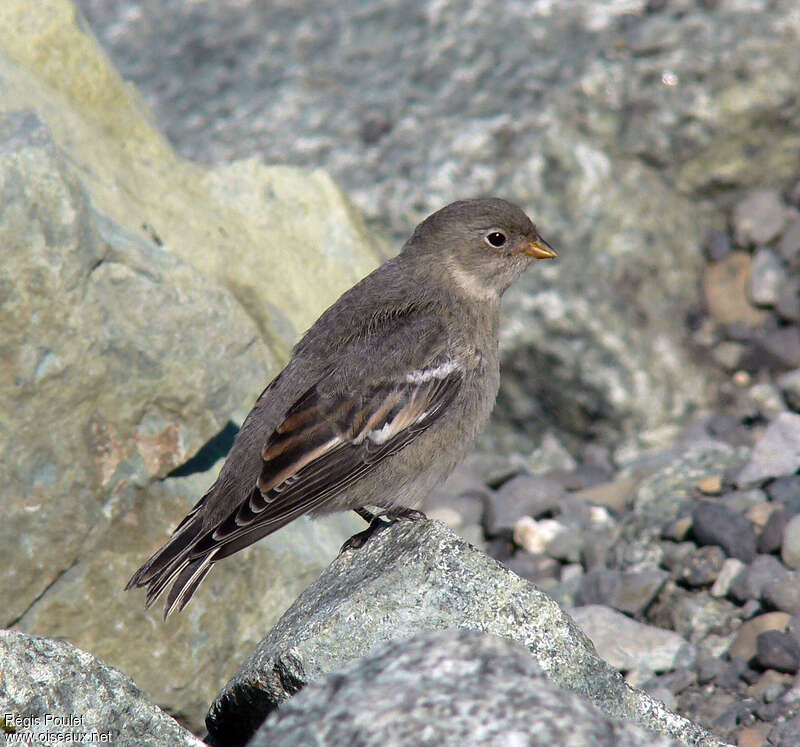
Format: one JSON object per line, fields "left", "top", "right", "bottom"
{"left": 354, "top": 507, "right": 377, "bottom": 523}
{"left": 341, "top": 505, "right": 428, "bottom": 553}
{"left": 340, "top": 512, "right": 393, "bottom": 552}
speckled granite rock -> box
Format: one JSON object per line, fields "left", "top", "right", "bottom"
{"left": 0, "top": 630, "right": 203, "bottom": 747}
{"left": 248, "top": 630, "right": 685, "bottom": 747}
{"left": 206, "top": 520, "right": 727, "bottom": 747}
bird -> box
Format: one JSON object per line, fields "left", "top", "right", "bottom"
{"left": 126, "top": 198, "right": 557, "bottom": 618}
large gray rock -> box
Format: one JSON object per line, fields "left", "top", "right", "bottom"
{"left": 0, "top": 1, "right": 377, "bottom": 732}
{"left": 0, "top": 109, "right": 269, "bottom": 625}
{"left": 249, "top": 630, "right": 684, "bottom": 747}
{"left": 75, "top": 0, "right": 800, "bottom": 458}
{"left": 0, "top": 630, "right": 203, "bottom": 747}
{"left": 206, "top": 520, "right": 727, "bottom": 747}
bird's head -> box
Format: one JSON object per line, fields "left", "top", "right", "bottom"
{"left": 404, "top": 198, "right": 557, "bottom": 299}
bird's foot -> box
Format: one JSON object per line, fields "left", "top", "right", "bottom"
{"left": 340, "top": 506, "right": 428, "bottom": 552}
{"left": 386, "top": 507, "right": 427, "bottom": 522}
{"left": 340, "top": 514, "right": 394, "bottom": 552}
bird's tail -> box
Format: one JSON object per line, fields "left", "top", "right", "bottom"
{"left": 125, "top": 497, "right": 216, "bottom": 619}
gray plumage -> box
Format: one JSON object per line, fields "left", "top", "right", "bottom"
{"left": 126, "top": 198, "right": 557, "bottom": 617}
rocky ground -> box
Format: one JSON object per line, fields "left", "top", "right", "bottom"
{"left": 420, "top": 183, "right": 800, "bottom": 746}
{"left": 5, "top": 0, "right": 800, "bottom": 745}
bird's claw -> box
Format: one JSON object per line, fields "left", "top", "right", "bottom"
{"left": 340, "top": 515, "right": 394, "bottom": 553}
{"left": 340, "top": 506, "right": 428, "bottom": 553}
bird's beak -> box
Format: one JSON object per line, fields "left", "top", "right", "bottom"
{"left": 526, "top": 236, "right": 558, "bottom": 259}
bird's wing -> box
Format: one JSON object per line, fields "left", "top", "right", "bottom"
{"left": 190, "top": 356, "right": 463, "bottom": 562}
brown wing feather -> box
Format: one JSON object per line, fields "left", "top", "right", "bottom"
{"left": 188, "top": 368, "right": 461, "bottom": 562}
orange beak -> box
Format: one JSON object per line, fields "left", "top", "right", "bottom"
{"left": 525, "top": 236, "right": 558, "bottom": 259}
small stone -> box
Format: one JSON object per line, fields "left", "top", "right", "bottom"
{"left": 778, "top": 215, "right": 800, "bottom": 264}
{"left": 763, "top": 570, "right": 800, "bottom": 615}
{"left": 766, "top": 475, "right": 800, "bottom": 517}
{"left": 735, "top": 726, "right": 767, "bottom": 747}
{"left": 742, "top": 599, "right": 763, "bottom": 619}
{"left": 711, "top": 341, "right": 746, "bottom": 370}
{"left": 729, "top": 612, "right": 792, "bottom": 661}
{"left": 697, "top": 474, "right": 723, "bottom": 494}
{"left": 733, "top": 189, "right": 788, "bottom": 247}
{"left": 755, "top": 701, "right": 781, "bottom": 723}
{"left": 696, "top": 655, "right": 728, "bottom": 685}
{"left": 692, "top": 501, "right": 757, "bottom": 562}
{"left": 524, "top": 431, "right": 577, "bottom": 474}
{"left": 615, "top": 570, "right": 670, "bottom": 616}
{"left": 705, "top": 229, "right": 732, "bottom": 261}
{"left": 708, "top": 413, "right": 752, "bottom": 446}
{"left": 713, "top": 657, "right": 751, "bottom": 690}
{"left": 673, "top": 545, "right": 726, "bottom": 588}
{"left": 588, "top": 505, "right": 612, "bottom": 524}
{"left": 776, "top": 277, "right": 800, "bottom": 322}
{"left": 729, "top": 554, "right": 786, "bottom": 603}
{"left": 571, "top": 477, "right": 637, "bottom": 512}
{"left": 560, "top": 563, "right": 584, "bottom": 582}
{"left": 543, "top": 523, "right": 584, "bottom": 563}
{"left": 778, "top": 369, "right": 800, "bottom": 412}
{"left": 769, "top": 715, "right": 800, "bottom": 746}
{"left": 484, "top": 474, "right": 565, "bottom": 535}
{"left": 503, "top": 552, "right": 559, "bottom": 583}
{"left": 745, "top": 500, "right": 779, "bottom": 529}
{"left": 691, "top": 316, "right": 718, "bottom": 348}
{"left": 761, "top": 326, "right": 800, "bottom": 368}
{"left": 733, "top": 370, "right": 752, "bottom": 387}
{"left": 512, "top": 516, "right": 564, "bottom": 555}
{"left": 749, "top": 247, "right": 785, "bottom": 307}
{"left": 736, "top": 412, "right": 800, "bottom": 487}
{"left": 663, "top": 516, "right": 693, "bottom": 542}
{"left": 789, "top": 614, "right": 800, "bottom": 642}
{"left": 727, "top": 321, "right": 759, "bottom": 341}
{"left": 782, "top": 514, "right": 800, "bottom": 569}
{"left": 747, "top": 669, "right": 793, "bottom": 702}
{"left": 571, "top": 605, "right": 695, "bottom": 673}
{"left": 548, "top": 464, "right": 612, "bottom": 491}
{"left": 756, "top": 631, "right": 800, "bottom": 673}
{"left": 704, "top": 252, "right": 769, "bottom": 327}
{"left": 722, "top": 489, "right": 768, "bottom": 515}
{"left": 575, "top": 568, "right": 622, "bottom": 607}
{"left": 746, "top": 382, "right": 787, "bottom": 421}
{"left": 710, "top": 557, "right": 746, "bottom": 598}
{"left": 757, "top": 505, "right": 786, "bottom": 554}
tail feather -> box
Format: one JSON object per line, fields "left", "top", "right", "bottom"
{"left": 163, "top": 550, "right": 219, "bottom": 618}
{"left": 126, "top": 506, "right": 213, "bottom": 618}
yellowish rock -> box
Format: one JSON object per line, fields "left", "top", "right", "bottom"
{"left": 0, "top": 0, "right": 383, "bottom": 362}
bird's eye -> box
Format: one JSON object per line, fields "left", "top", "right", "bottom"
{"left": 485, "top": 231, "right": 507, "bottom": 248}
